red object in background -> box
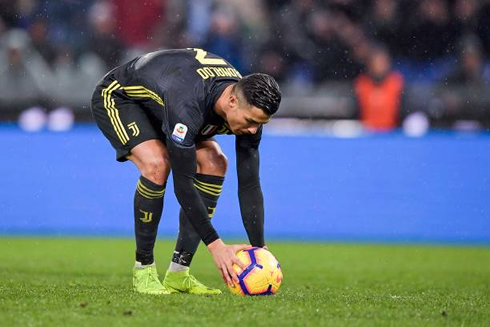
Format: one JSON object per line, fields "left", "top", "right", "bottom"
{"left": 354, "top": 71, "right": 404, "bottom": 131}
{"left": 112, "top": 0, "right": 165, "bottom": 48}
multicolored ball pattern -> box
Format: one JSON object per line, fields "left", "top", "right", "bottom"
{"left": 228, "top": 247, "right": 283, "bottom": 296}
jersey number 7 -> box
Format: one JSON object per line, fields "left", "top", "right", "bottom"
{"left": 189, "top": 48, "right": 228, "bottom": 66}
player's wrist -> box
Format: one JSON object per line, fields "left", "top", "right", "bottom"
{"left": 207, "top": 238, "right": 225, "bottom": 252}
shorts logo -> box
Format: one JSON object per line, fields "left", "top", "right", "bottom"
{"left": 172, "top": 123, "right": 188, "bottom": 143}
{"left": 128, "top": 122, "right": 140, "bottom": 137}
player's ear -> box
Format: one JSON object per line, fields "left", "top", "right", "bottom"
{"left": 229, "top": 93, "right": 238, "bottom": 109}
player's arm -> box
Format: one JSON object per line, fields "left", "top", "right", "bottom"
{"left": 166, "top": 138, "right": 248, "bottom": 285}
{"left": 235, "top": 132, "right": 265, "bottom": 248}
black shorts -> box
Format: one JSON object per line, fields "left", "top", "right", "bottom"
{"left": 91, "top": 77, "right": 166, "bottom": 162}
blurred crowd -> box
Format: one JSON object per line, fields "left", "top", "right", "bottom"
{"left": 1, "top": 0, "right": 490, "bottom": 130}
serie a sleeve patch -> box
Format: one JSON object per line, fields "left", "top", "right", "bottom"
{"left": 172, "top": 123, "right": 188, "bottom": 143}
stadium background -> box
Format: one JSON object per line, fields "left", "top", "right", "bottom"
{"left": 1, "top": 1, "right": 490, "bottom": 326}
{"left": 1, "top": 0, "right": 490, "bottom": 243}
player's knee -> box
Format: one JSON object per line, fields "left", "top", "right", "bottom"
{"left": 200, "top": 151, "right": 228, "bottom": 176}
{"left": 140, "top": 155, "right": 171, "bottom": 185}
{"left": 215, "top": 152, "right": 228, "bottom": 174}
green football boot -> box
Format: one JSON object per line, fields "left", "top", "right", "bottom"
{"left": 162, "top": 269, "right": 222, "bottom": 295}
{"left": 133, "top": 265, "right": 171, "bottom": 295}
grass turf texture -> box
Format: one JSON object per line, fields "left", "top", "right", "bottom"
{"left": 0, "top": 238, "right": 489, "bottom": 326}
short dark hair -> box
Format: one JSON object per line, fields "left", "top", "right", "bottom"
{"left": 234, "top": 73, "right": 281, "bottom": 115}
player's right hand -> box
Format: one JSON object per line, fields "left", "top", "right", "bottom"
{"left": 207, "top": 239, "right": 250, "bottom": 287}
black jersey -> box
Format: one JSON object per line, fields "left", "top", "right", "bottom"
{"left": 93, "top": 48, "right": 265, "bottom": 247}
{"left": 108, "top": 48, "right": 262, "bottom": 148}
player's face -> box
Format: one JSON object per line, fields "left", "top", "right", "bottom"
{"left": 227, "top": 94, "right": 271, "bottom": 135}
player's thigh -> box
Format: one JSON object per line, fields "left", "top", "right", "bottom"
{"left": 195, "top": 138, "right": 228, "bottom": 176}
{"left": 91, "top": 78, "right": 165, "bottom": 162}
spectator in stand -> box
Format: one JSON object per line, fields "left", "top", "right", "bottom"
{"left": 452, "top": 0, "right": 480, "bottom": 35}
{"left": 204, "top": 6, "right": 244, "bottom": 72}
{"left": 2, "top": 0, "right": 490, "bottom": 125}
{"left": 477, "top": 0, "right": 490, "bottom": 57}
{"left": 336, "top": 14, "right": 370, "bottom": 70}
{"left": 0, "top": 0, "right": 18, "bottom": 28}
{"left": 255, "top": 46, "right": 288, "bottom": 83}
{"left": 307, "top": 9, "right": 362, "bottom": 82}
{"left": 41, "top": 0, "right": 92, "bottom": 53}
{"left": 364, "top": 0, "right": 403, "bottom": 57}
{"left": 186, "top": 0, "right": 213, "bottom": 46}
{"left": 88, "top": 0, "right": 125, "bottom": 70}
{"left": 112, "top": 0, "right": 165, "bottom": 50}
{"left": 262, "top": 0, "right": 316, "bottom": 84}
{"left": 0, "top": 16, "right": 6, "bottom": 39}
{"left": 354, "top": 44, "right": 405, "bottom": 131}
{"left": 0, "top": 29, "right": 54, "bottom": 107}
{"left": 445, "top": 36, "right": 487, "bottom": 86}
{"left": 436, "top": 35, "right": 490, "bottom": 120}
{"left": 404, "top": 0, "right": 456, "bottom": 61}
{"left": 214, "top": 0, "right": 268, "bottom": 70}
{"left": 28, "top": 17, "right": 57, "bottom": 68}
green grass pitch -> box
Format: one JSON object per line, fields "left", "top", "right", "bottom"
{"left": 0, "top": 238, "right": 489, "bottom": 326}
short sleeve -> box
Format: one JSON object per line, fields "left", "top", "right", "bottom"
{"left": 163, "top": 100, "right": 203, "bottom": 148}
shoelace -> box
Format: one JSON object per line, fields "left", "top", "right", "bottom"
{"left": 145, "top": 268, "right": 160, "bottom": 288}
{"left": 183, "top": 275, "right": 207, "bottom": 290}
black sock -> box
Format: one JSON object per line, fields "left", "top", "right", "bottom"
{"left": 134, "top": 176, "right": 165, "bottom": 265}
{"left": 173, "top": 173, "right": 224, "bottom": 266}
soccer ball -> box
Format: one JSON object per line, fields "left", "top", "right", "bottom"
{"left": 229, "top": 247, "right": 283, "bottom": 295}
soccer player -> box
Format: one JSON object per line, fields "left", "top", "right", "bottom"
{"left": 90, "top": 48, "right": 281, "bottom": 295}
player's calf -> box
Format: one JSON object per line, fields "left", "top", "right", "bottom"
{"left": 134, "top": 176, "right": 166, "bottom": 265}
{"left": 128, "top": 140, "right": 171, "bottom": 265}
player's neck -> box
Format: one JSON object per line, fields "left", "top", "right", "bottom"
{"left": 214, "top": 84, "right": 235, "bottom": 120}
